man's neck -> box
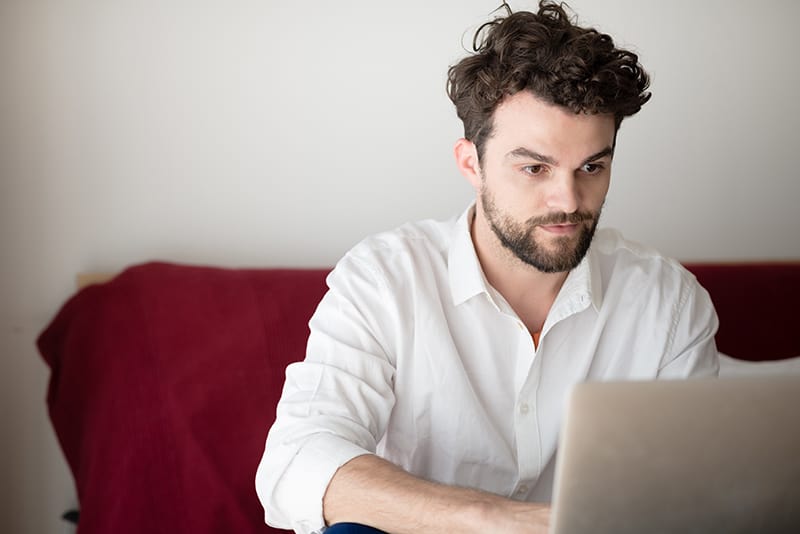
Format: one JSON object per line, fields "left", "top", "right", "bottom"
{"left": 471, "top": 211, "right": 569, "bottom": 334}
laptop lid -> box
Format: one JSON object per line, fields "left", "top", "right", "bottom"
{"left": 550, "top": 376, "right": 800, "bottom": 534}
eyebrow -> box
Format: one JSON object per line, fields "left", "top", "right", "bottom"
{"left": 505, "top": 146, "right": 615, "bottom": 167}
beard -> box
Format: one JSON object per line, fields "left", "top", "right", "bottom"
{"left": 480, "top": 186, "right": 602, "bottom": 273}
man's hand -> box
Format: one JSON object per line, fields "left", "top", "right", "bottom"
{"left": 323, "top": 454, "right": 550, "bottom": 533}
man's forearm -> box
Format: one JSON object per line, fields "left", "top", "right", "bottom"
{"left": 322, "top": 454, "right": 550, "bottom": 533}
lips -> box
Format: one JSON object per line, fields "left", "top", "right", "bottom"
{"left": 539, "top": 223, "right": 580, "bottom": 235}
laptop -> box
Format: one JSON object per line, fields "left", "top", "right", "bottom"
{"left": 550, "top": 376, "right": 800, "bottom": 534}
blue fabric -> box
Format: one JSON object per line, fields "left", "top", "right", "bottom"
{"left": 325, "top": 523, "right": 387, "bottom": 534}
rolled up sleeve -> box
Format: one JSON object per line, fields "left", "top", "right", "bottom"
{"left": 256, "top": 255, "right": 398, "bottom": 533}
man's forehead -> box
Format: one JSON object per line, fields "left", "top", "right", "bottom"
{"left": 488, "top": 106, "right": 615, "bottom": 161}
{"left": 493, "top": 92, "right": 613, "bottom": 127}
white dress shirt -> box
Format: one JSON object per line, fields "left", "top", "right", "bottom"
{"left": 255, "top": 205, "right": 719, "bottom": 533}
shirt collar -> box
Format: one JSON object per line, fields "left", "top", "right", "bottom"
{"left": 546, "top": 246, "right": 603, "bottom": 328}
{"left": 448, "top": 204, "right": 491, "bottom": 306}
{"left": 588, "top": 243, "right": 604, "bottom": 311}
{"left": 447, "top": 203, "right": 605, "bottom": 311}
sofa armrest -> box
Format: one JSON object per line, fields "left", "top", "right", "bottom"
{"left": 37, "top": 262, "right": 329, "bottom": 534}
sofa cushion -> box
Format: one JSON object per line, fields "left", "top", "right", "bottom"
{"left": 685, "top": 262, "right": 800, "bottom": 361}
{"left": 719, "top": 352, "right": 800, "bottom": 377}
{"left": 37, "top": 262, "right": 329, "bottom": 534}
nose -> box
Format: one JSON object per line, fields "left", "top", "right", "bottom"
{"left": 545, "top": 171, "right": 579, "bottom": 214}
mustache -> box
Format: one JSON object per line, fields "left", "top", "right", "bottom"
{"left": 525, "top": 211, "right": 597, "bottom": 227}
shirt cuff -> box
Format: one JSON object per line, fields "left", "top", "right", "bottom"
{"left": 270, "top": 432, "right": 374, "bottom": 533}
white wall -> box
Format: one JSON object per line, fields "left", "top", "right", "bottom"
{"left": 2, "top": 1, "right": 798, "bottom": 531}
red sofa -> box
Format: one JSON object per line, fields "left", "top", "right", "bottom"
{"left": 36, "top": 261, "right": 800, "bottom": 533}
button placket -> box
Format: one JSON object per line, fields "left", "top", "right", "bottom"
{"left": 514, "top": 356, "right": 543, "bottom": 488}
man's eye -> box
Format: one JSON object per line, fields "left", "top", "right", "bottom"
{"left": 581, "top": 163, "right": 604, "bottom": 174}
{"left": 522, "top": 165, "right": 546, "bottom": 176}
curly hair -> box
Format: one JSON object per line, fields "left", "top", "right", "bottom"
{"left": 447, "top": 1, "right": 651, "bottom": 159}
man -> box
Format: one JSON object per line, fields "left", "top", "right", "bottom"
{"left": 256, "top": 2, "right": 719, "bottom": 533}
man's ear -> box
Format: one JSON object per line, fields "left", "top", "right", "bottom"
{"left": 454, "top": 138, "right": 482, "bottom": 190}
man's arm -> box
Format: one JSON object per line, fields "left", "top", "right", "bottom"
{"left": 323, "top": 454, "right": 550, "bottom": 533}
{"left": 658, "top": 273, "right": 720, "bottom": 378}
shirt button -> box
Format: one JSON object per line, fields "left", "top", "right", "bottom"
{"left": 519, "top": 403, "right": 530, "bottom": 415}
{"left": 517, "top": 484, "right": 529, "bottom": 495}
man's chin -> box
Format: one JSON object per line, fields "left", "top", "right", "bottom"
{"left": 535, "top": 231, "right": 583, "bottom": 253}
{"left": 520, "top": 226, "right": 596, "bottom": 272}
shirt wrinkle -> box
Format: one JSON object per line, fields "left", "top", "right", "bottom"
{"left": 660, "top": 280, "right": 695, "bottom": 371}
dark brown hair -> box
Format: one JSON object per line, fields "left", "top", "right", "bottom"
{"left": 447, "top": 1, "right": 651, "bottom": 159}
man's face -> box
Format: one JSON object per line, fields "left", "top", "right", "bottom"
{"left": 474, "top": 91, "right": 616, "bottom": 273}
